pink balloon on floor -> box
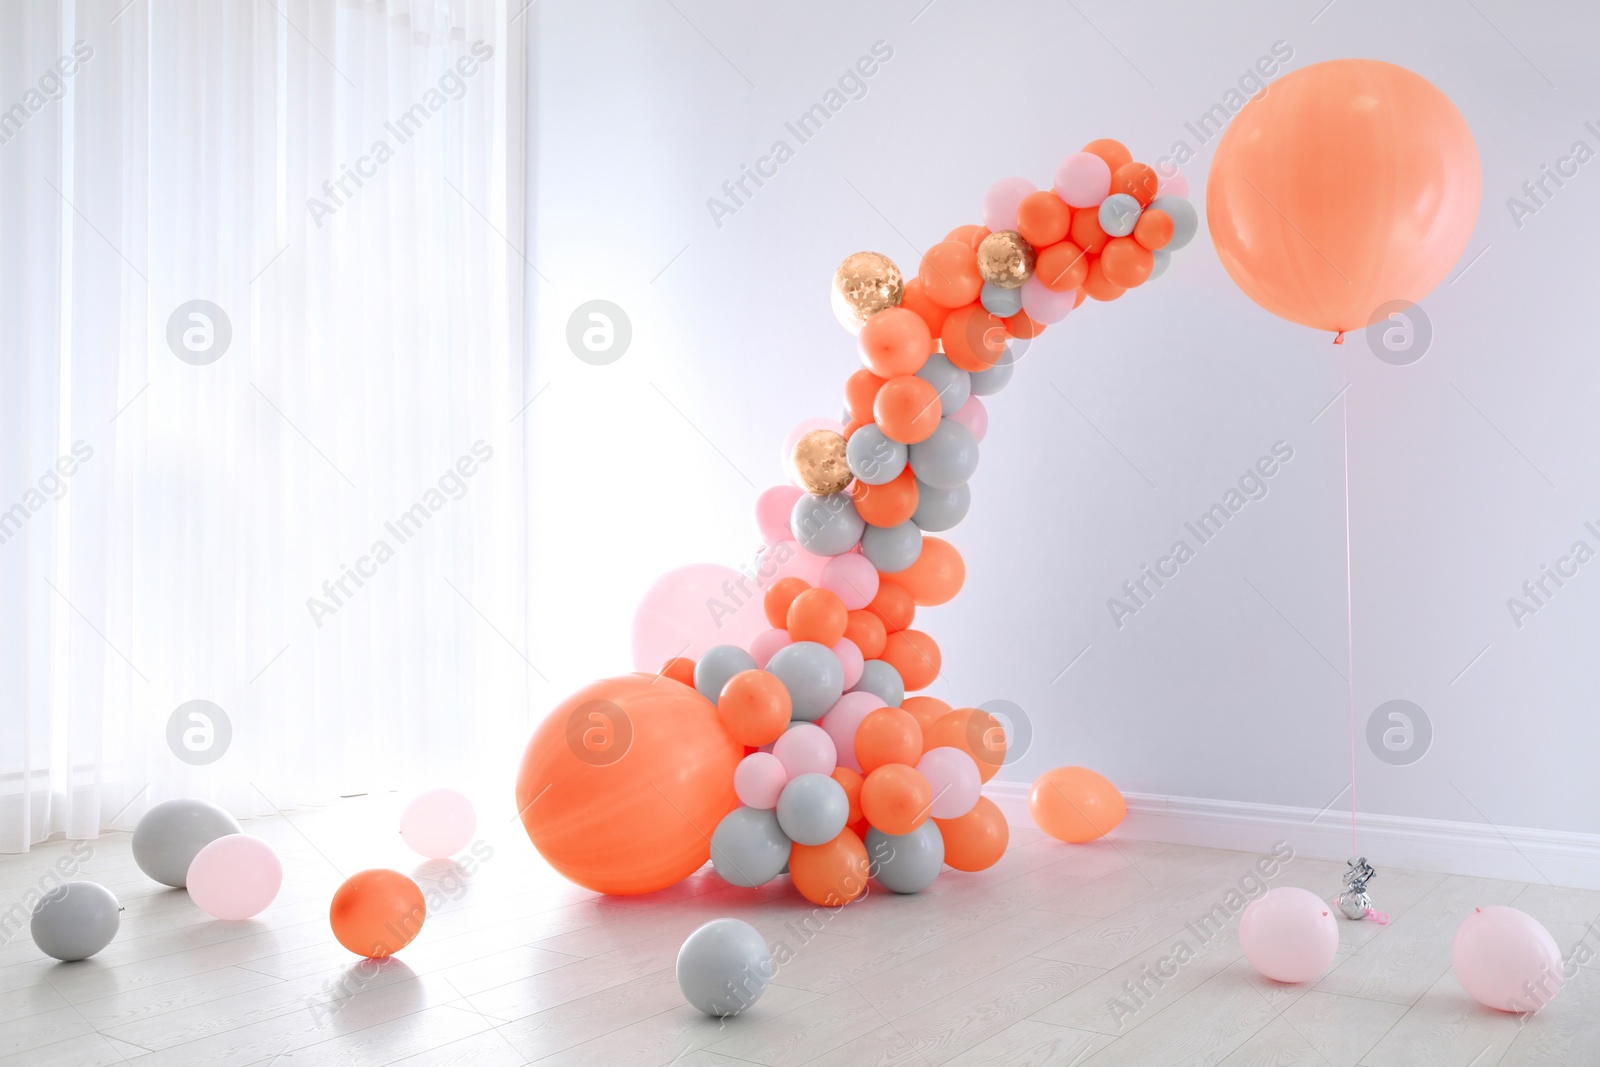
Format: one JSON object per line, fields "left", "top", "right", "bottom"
{"left": 818, "top": 691, "right": 887, "bottom": 773}
{"left": 734, "top": 752, "right": 788, "bottom": 809}
{"left": 772, "top": 723, "right": 836, "bottom": 778}
{"left": 186, "top": 834, "right": 283, "bottom": 920}
{"left": 749, "top": 628, "right": 792, "bottom": 668}
{"left": 1453, "top": 905, "right": 1563, "bottom": 1012}
{"left": 982, "top": 176, "right": 1036, "bottom": 233}
{"left": 1239, "top": 887, "right": 1340, "bottom": 983}
{"left": 948, "top": 396, "right": 988, "bottom": 443}
{"left": 832, "top": 638, "right": 864, "bottom": 690}
{"left": 820, "top": 553, "right": 879, "bottom": 609}
{"left": 631, "top": 563, "right": 768, "bottom": 670}
{"left": 916, "top": 747, "right": 982, "bottom": 818}
{"left": 755, "top": 486, "right": 802, "bottom": 545}
{"left": 400, "top": 788, "right": 476, "bottom": 859}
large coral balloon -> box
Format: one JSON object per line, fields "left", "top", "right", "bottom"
{"left": 516, "top": 674, "right": 742, "bottom": 894}
{"left": 1207, "top": 59, "right": 1480, "bottom": 337}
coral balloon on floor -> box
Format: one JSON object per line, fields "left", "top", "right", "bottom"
{"left": 1029, "top": 766, "right": 1127, "bottom": 843}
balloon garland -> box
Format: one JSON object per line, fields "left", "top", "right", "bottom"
{"left": 516, "top": 138, "right": 1197, "bottom": 906}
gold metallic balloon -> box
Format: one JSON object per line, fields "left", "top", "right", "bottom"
{"left": 977, "top": 231, "right": 1036, "bottom": 289}
{"left": 831, "top": 252, "right": 903, "bottom": 334}
{"left": 792, "top": 430, "right": 852, "bottom": 495}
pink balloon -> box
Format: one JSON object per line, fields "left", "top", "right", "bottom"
{"left": 1157, "top": 167, "right": 1189, "bottom": 198}
{"left": 749, "top": 628, "right": 792, "bottom": 668}
{"left": 1053, "top": 152, "right": 1111, "bottom": 208}
{"left": 756, "top": 540, "right": 829, "bottom": 588}
{"left": 1453, "top": 905, "right": 1564, "bottom": 1012}
{"left": 1239, "top": 887, "right": 1340, "bottom": 983}
{"left": 817, "top": 691, "right": 887, "bottom": 773}
{"left": 400, "top": 788, "right": 476, "bottom": 859}
{"left": 981, "top": 177, "right": 1036, "bottom": 233}
{"left": 916, "top": 747, "right": 982, "bottom": 819}
{"left": 832, "top": 638, "right": 864, "bottom": 690}
{"left": 771, "top": 722, "right": 836, "bottom": 778}
{"left": 186, "top": 834, "right": 283, "bottom": 920}
{"left": 1020, "top": 276, "right": 1077, "bottom": 325}
{"left": 631, "top": 563, "right": 769, "bottom": 670}
{"left": 756, "top": 486, "right": 803, "bottom": 545}
{"left": 734, "top": 752, "right": 788, "bottom": 809}
{"left": 820, "top": 553, "right": 879, "bottom": 609}
{"left": 781, "top": 418, "right": 846, "bottom": 483}
{"left": 948, "top": 396, "right": 988, "bottom": 443}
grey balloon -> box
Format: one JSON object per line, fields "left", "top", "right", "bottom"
{"left": 695, "top": 644, "right": 757, "bottom": 703}
{"left": 132, "top": 798, "right": 242, "bottom": 888}
{"left": 862, "top": 521, "right": 922, "bottom": 573}
{"left": 775, "top": 773, "right": 849, "bottom": 846}
{"left": 979, "top": 281, "right": 1022, "bottom": 318}
{"left": 677, "top": 918, "right": 774, "bottom": 1017}
{"left": 790, "top": 492, "right": 865, "bottom": 556}
{"left": 1150, "top": 195, "right": 1197, "bottom": 250}
{"left": 866, "top": 822, "right": 945, "bottom": 894}
{"left": 31, "top": 881, "right": 121, "bottom": 961}
{"left": 766, "top": 641, "right": 844, "bottom": 721}
{"left": 912, "top": 480, "right": 971, "bottom": 532}
{"left": 1098, "top": 192, "right": 1142, "bottom": 237}
{"left": 968, "top": 348, "right": 1015, "bottom": 396}
{"left": 846, "top": 424, "right": 907, "bottom": 486}
{"left": 710, "top": 807, "right": 791, "bottom": 887}
{"left": 849, "top": 658, "right": 904, "bottom": 709}
{"left": 908, "top": 419, "right": 979, "bottom": 490}
{"left": 915, "top": 352, "right": 971, "bottom": 419}
{"left": 1149, "top": 249, "right": 1171, "bottom": 280}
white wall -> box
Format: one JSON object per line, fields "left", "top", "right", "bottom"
{"left": 522, "top": 0, "right": 1600, "bottom": 840}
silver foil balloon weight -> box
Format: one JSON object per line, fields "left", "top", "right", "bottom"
{"left": 1337, "top": 856, "right": 1378, "bottom": 920}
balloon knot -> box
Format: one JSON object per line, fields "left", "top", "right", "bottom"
{"left": 1332, "top": 331, "right": 1345, "bottom": 345}
{"left": 1364, "top": 907, "right": 1391, "bottom": 925}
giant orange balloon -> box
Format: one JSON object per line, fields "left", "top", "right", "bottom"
{"left": 1207, "top": 59, "right": 1480, "bottom": 338}
{"left": 330, "top": 869, "right": 426, "bottom": 957}
{"left": 1029, "top": 766, "right": 1127, "bottom": 843}
{"left": 515, "top": 674, "right": 742, "bottom": 894}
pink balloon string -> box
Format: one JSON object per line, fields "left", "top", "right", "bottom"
{"left": 1343, "top": 400, "right": 1357, "bottom": 859}
{"left": 1364, "top": 907, "right": 1391, "bottom": 925}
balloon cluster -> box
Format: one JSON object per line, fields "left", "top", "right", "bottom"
{"left": 521, "top": 139, "right": 1177, "bottom": 904}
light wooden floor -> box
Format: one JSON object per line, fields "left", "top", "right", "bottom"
{"left": 2, "top": 797, "right": 1596, "bottom": 1066}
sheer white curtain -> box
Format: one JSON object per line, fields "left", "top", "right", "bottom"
{"left": 0, "top": 0, "right": 532, "bottom": 852}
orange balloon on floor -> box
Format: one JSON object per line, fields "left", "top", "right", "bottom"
{"left": 936, "top": 796, "right": 1009, "bottom": 872}
{"left": 1029, "top": 766, "right": 1127, "bottom": 843}
{"left": 790, "top": 828, "right": 871, "bottom": 907}
{"left": 515, "top": 674, "right": 742, "bottom": 894}
{"left": 1207, "top": 59, "right": 1480, "bottom": 337}
{"left": 330, "top": 869, "right": 426, "bottom": 958}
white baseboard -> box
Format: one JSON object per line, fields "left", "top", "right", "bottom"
{"left": 982, "top": 782, "right": 1600, "bottom": 891}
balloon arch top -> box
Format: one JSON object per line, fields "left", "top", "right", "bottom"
{"left": 516, "top": 59, "right": 1480, "bottom": 909}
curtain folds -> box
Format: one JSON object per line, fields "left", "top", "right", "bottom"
{"left": 0, "top": 0, "right": 530, "bottom": 851}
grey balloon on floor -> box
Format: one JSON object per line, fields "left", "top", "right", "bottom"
{"left": 132, "top": 798, "right": 242, "bottom": 888}
{"left": 912, "top": 480, "right": 970, "bottom": 532}
{"left": 866, "top": 822, "right": 945, "bottom": 894}
{"left": 969, "top": 348, "right": 1015, "bottom": 396}
{"left": 30, "top": 881, "right": 121, "bottom": 961}
{"left": 790, "top": 492, "right": 866, "bottom": 556}
{"left": 914, "top": 352, "right": 972, "bottom": 417}
{"left": 861, "top": 520, "right": 922, "bottom": 573}
{"left": 1150, "top": 195, "right": 1198, "bottom": 250}
{"left": 775, "top": 773, "right": 849, "bottom": 846}
{"left": 908, "top": 419, "right": 978, "bottom": 490}
{"left": 677, "top": 918, "right": 774, "bottom": 1017}
{"left": 710, "top": 807, "right": 791, "bottom": 887}
{"left": 765, "top": 641, "right": 844, "bottom": 721}
{"left": 695, "top": 644, "right": 758, "bottom": 703}
{"left": 849, "top": 659, "right": 904, "bottom": 709}
{"left": 845, "top": 424, "right": 906, "bottom": 486}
